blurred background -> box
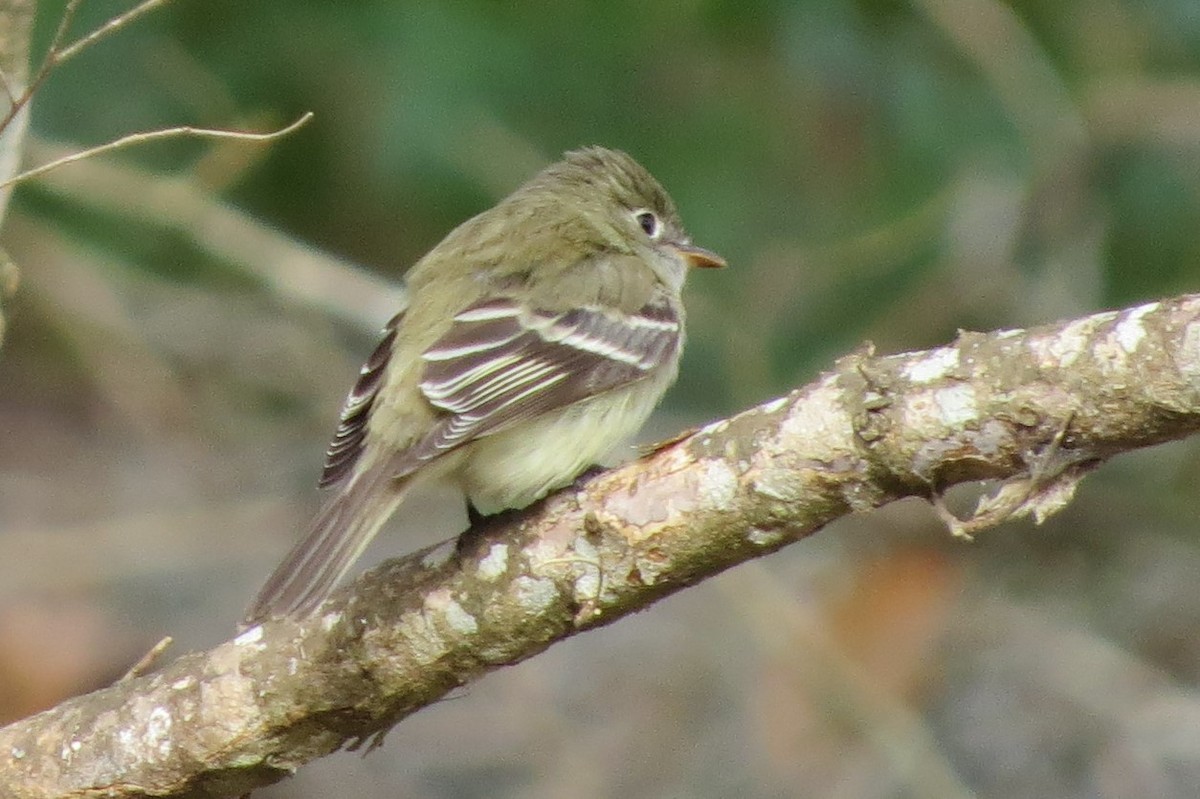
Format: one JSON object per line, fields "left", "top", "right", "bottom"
{"left": 2, "top": 1, "right": 1200, "bottom": 797}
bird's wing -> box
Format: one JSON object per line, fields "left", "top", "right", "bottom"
{"left": 318, "top": 293, "right": 681, "bottom": 488}
{"left": 319, "top": 310, "right": 405, "bottom": 488}
{"left": 318, "top": 294, "right": 680, "bottom": 488}
{"left": 400, "top": 296, "right": 681, "bottom": 470}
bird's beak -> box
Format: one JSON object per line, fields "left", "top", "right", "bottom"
{"left": 669, "top": 242, "right": 726, "bottom": 269}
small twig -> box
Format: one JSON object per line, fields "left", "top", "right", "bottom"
{"left": 119, "top": 636, "right": 174, "bottom": 682}
{"left": 0, "top": 0, "right": 81, "bottom": 132}
{"left": 55, "top": 0, "right": 174, "bottom": 65}
{"left": 0, "top": 66, "right": 18, "bottom": 107}
{"left": 0, "top": 0, "right": 173, "bottom": 135}
{"left": 46, "top": 0, "right": 85, "bottom": 61}
{"left": 0, "top": 112, "right": 314, "bottom": 189}
{"left": 930, "top": 412, "right": 1084, "bottom": 540}
{"left": 0, "top": 0, "right": 72, "bottom": 131}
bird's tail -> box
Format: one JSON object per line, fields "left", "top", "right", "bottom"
{"left": 244, "top": 462, "right": 409, "bottom": 625}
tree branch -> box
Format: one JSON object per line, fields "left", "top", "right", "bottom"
{"left": 3, "top": 294, "right": 1200, "bottom": 798}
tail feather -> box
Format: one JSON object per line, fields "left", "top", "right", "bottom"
{"left": 244, "top": 464, "right": 408, "bottom": 624}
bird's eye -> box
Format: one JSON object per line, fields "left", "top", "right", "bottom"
{"left": 634, "top": 210, "right": 661, "bottom": 239}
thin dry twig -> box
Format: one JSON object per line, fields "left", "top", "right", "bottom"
{"left": 54, "top": 0, "right": 174, "bottom": 65}
{"left": 0, "top": 0, "right": 173, "bottom": 134}
{"left": 119, "top": 636, "right": 174, "bottom": 682}
{"left": 44, "top": 0, "right": 83, "bottom": 64}
{"left": 0, "top": 66, "right": 18, "bottom": 107}
{"left": 0, "top": 0, "right": 79, "bottom": 133}
{"left": 0, "top": 112, "right": 314, "bottom": 189}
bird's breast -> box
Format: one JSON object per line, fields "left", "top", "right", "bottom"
{"left": 454, "top": 368, "right": 677, "bottom": 515}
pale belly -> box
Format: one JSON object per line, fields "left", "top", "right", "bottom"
{"left": 453, "top": 380, "right": 667, "bottom": 515}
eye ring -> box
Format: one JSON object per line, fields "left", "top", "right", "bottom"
{"left": 634, "top": 209, "right": 661, "bottom": 240}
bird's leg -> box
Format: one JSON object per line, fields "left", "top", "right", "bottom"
{"left": 465, "top": 500, "right": 490, "bottom": 529}
{"left": 465, "top": 499, "right": 536, "bottom": 528}
{"left": 456, "top": 463, "right": 608, "bottom": 555}
{"left": 457, "top": 501, "right": 523, "bottom": 557}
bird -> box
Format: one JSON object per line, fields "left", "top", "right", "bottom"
{"left": 244, "top": 146, "right": 724, "bottom": 624}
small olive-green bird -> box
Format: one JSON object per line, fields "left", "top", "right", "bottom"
{"left": 245, "top": 146, "right": 724, "bottom": 623}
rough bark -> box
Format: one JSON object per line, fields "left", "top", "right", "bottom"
{"left": 3, "top": 294, "right": 1200, "bottom": 798}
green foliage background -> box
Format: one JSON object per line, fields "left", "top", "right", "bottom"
{"left": 4, "top": 2, "right": 1200, "bottom": 797}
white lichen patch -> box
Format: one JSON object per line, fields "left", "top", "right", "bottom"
{"left": 931, "top": 384, "right": 978, "bottom": 426}
{"left": 427, "top": 592, "right": 478, "bottom": 636}
{"left": 697, "top": 459, "right": 739, "bottom": 509}
{"left": 752, "top": 468, "right": 805, "bottom": 503}
{"left": 758, "top": 396, "right": 789, "bottom": 415}
{"left": 196, "top": 648, "right": 260, "bottom": 740}
{"left": 320, "top": 611, "right": 342, "bottom": 632}
{"left": 395, "top": 607, "right": 449, "bottom": 666}
{"left": 1114, "top": 301, "right": 1158, "bottom": 353}
{"left": 1093, "top": 331, "right": 1132, "bottom": 373}
{"left": 694, "top": 416, "right": 731, "bottom": 439}
{"left": 906, "top": 384, "right": 977, "bottom": 431}
{"left": 746, "top": 526, "right": 785, "bottom": 546}
{"left": 477, "top": 543, "right": 509, "bottom": 581}
{"left": 146, "top": 706, "right": 172, "bottom": 758}
{"left": 1029, "top": 314, "right": 1100, "bottom": 368}
{"left": 1176, "top": 320, "right": 1200, "bottom": 388}
{"left": 905, "top": 346, "right": 959, "bottom": 384}
{"left": 511, "top": 575, "right": 559, "bottom": 612}
{"left": 233, "top": 625, "right": 263, "bottom": 647}
{"left": 778, "top": 377, "right": 853, "bottom": 462}
{"left": 570, "top": 538, "right": 603, "bottom": 600}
